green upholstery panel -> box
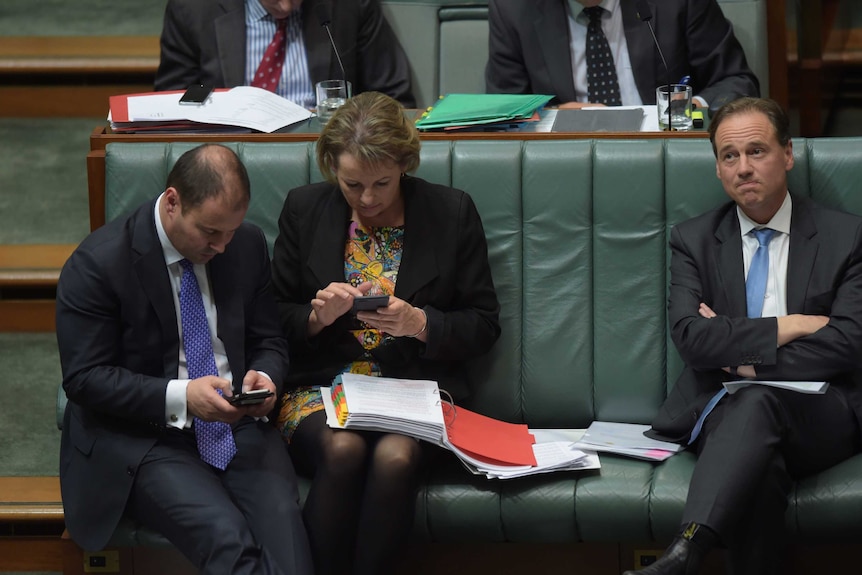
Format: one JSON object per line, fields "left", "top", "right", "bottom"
{"left": 92, "top": 137, "right": 862, "bottom": 546}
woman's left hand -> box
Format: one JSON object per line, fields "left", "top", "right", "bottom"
{"left": 356, "top": 296, "right": 427, "bottom": 339}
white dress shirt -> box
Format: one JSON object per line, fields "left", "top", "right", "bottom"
{"left": 737, "top": 193, "right": 793, "bottom": 318}
{"left": 566, "top": 0, "right": 643, "bottom": 106}
{"left": 154, "top": 195, "right": 234, "bottom": 429}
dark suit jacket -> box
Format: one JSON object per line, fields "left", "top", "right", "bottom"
{"left": 56, "top": 199, "right": 288, "bottom": 551}
{"left": 485, "top": 0, "right": 759, "bottom": 111}
{"left": 155, "top": 0, "right": 416, "bottom": 107}
{"left": 271, "top": 176, "right": 501, "bottom": 401}
{"left": 651, "top": 194, "right": 862, "bottom": 442}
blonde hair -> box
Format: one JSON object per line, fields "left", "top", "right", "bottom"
{"left": 316, "top": 91, "right": 421, "bottom": 182}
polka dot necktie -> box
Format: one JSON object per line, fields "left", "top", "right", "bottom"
{"left": 251, "top": 18, "right": 288, "bottom": 92}
{"left": 179, "top": 259, "right": 236, "bottom": 470}
{"left": 584, "top": 6, "right": 622, "bottom": 106}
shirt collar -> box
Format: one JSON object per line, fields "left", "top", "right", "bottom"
{"left": 737, "top": 192, "right": 793, "bottom": 237}
{"left": 153, "top": 192, "right": 185, "bottom": 267}
{"left": 247, "top": 0, "right": 271, "bottom": 22}
{"left": 569, "top": 0, "right": 617, "bottom": 19}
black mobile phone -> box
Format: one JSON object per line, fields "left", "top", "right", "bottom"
{"left": 352, "top": 295, "right": 390, "bottom": 312}
{"left": 226, "top": 389, "right": 274, "bottom": 406}
{"left": 179, "top": 84, "right": 213, "bottom": 105}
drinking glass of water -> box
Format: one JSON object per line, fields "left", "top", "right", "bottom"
{"left": 315, "top": 80, "right": 352, "bottom": 124}
{"left": 656, "top": 84, "right": 693, "bottom": 131}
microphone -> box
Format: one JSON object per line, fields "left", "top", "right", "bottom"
{"left": 315, "top": 1, "right": 346, "bottom": 82}
{"left": 635, "top": 0, "right": 673, "bottom": 130}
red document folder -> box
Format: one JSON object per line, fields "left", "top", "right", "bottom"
{"left": 445, "top": 405, "right": 537, "bottom": 466}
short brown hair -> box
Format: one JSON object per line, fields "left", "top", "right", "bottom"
{"left": 167, "top": 144, "right": 250, "bottom": 212}
{"left": 316, "top": 91, "right": 421, "bottom": 182}
{"left": 708, "top": 97, "right": 791, "bottom": 156}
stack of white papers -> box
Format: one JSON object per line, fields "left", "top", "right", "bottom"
{"left": 573, "top": 421, "right": 683, "bottom": 462}
{"left": 327, "top": 374, "right": 446, "bottom": 444}
{"left": 321, "top": 374, "right": 601, "bottom": 478}
{"left": 723, "top": 380, "right": 828, "bottom": 395}
{"left": 477, "top": 442, "right": 599, "bottom": 479}
{"left": 108, "top": 86, "right": 314, "bottom": 133}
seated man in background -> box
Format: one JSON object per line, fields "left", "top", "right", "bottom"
{"left": 486, "top": 0, "right": 758, "bottom": 114}
{"left": 57, "top": 144, "right": 313, "bottom": 574}
{"left": 155, "top": 0, "right": 416, "bottom": 108}
{"left": 628, "top": 98, "right": 862, "bottom": 574}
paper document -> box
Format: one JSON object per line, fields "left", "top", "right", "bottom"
{"left": 723, "top": 380, "right": 829, "bottom": 395}
{"left": 111, "top": 86, "right": 313, "bottom": 133}
{"left": 573, "top": 421, "right": 682, "bottom": 462}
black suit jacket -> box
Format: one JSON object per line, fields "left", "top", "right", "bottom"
{"left": 485, "top": 0, "right": 759, "bottom": 111}
{"left": 271, "top": 176, "right": 501, "bottom": 401}
{"left": 155, "top": 0, "right": 416, "bottom": 107}
{"left": 651, "top": 194, "right": 862, "bottom": 442}
{"left": 56, "top": 199, "right": 288, "bottom": 551}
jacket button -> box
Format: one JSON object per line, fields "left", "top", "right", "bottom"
{"left": 127, "top": 466, "right": 135, "bottom": 477}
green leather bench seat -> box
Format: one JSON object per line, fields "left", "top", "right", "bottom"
{"left": 62, "top": 137, "right": 862, "bottom": 547}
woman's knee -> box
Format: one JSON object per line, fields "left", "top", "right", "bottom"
{"left": 372, "top": 435, "right": 423, "bottom": 475}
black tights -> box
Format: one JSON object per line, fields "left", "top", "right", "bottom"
{"left": 289, "top": 411, "right": 425, "bottom": 575}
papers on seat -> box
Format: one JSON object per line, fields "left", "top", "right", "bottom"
{"left": 108, "top": 86, "right": 314, "bottom": 133}
{"left": 321, "top": 374, "right": 597, "bottom": 478}
{"left": 573, "top": 421, "right": 683, "bottom": 462}
{"left": 414, "top": 93, "right": 554, "bottom": 131}
{"left": 723, "top": 380, "right": 829, "bottom": 395}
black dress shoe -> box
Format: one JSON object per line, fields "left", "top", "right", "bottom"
{"left": 622, "top": 523, "right": 715, "bottom": 575}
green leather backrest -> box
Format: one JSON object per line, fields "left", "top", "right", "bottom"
{"left": 104, "top": 137, "right": 862, "bottom": 428}
{"left": 380, "top": 0, "right": 769, "bottom": 107}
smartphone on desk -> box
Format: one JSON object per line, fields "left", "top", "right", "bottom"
{"left": 352, "top": 295, "right": 390, "bottom": 313}
{"left": 226, "top": 389, "right": 274, "bottom": 406}
{"left": 179, "top": 84, "right": 214, "bottom": 105}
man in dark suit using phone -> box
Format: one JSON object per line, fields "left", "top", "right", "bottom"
{"left": 626, "top": 99, "right": 862, "bottom": 574}
{"left": 57, "top": 144, "right": 313, "bottom": 574}
{"left": 486, "top": 0, "right": 758, "bottom": 114}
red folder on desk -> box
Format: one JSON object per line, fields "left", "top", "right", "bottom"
{"left": 445, "top": 405, "right": 537, "bottom": 466}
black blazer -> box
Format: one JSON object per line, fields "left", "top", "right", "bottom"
{"left": 154, "top": 0, "right": 416, "bottom": 107}
{"left": 56, "top": 199, "right": 288, "bottom": 551}
{"left": 485, "top": 0, "right": 759, "bottom": 111}
{"left": 651, "top": 194, "right": 862, "bottom": 442}
{"left": 271, "top": 176, "right": 501, "bottom": 401}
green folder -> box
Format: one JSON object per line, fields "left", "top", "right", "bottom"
{"left": 415, "top": 93, "right": 554, "bottom": 130}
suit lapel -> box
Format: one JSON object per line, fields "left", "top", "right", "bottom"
{"left": 714, "top": 207, "right": 747, "bottom": 316}
{"left": 308, "top": 188, "right": 351, "bottom": 286}
{"left": 394, "top": 179, "right": 439, "bottom": 300}
{"left": 216, "top": 0, "right": 249, "bottom": 86}
{"left": 303, "top": 0, "right": 331, "bottom": 86}
{"left": 131, "top": 202, "right": 180, "bottom": 378}
{"left": 621, "top": 0, "right": 657, "bottom": 103}
{"left": 786, "top": 196, "right": 819, "bottom": 314}
{"left": 534, "top": 0, "right": 576, "bottom": 102}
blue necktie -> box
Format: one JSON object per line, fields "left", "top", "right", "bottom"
{"left": 745, "top": 228, "right": 776, "bottom": 319}
{"left": 689, "top": 228, "right": 776, "bottom": 445}
{"left": 179, "top": 259, "right": 237, "bottom": 470}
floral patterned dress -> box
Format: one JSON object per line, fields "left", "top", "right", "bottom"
{"left": 276, "top": 221, "right": 404, "bottom": 441}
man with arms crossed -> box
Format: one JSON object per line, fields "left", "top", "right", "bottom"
{"left": 57, "top": 144, "right": 313, "bottom": 574}
{"left": 627, "top": 98, "right": 862, "bottom": 574}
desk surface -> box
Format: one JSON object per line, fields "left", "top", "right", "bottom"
{"left": 90, "top": 109, "right": 708, "bottom": 151}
